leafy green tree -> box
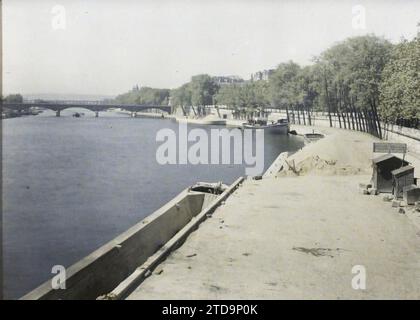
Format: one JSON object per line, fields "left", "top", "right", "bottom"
{"left": 269, "top": 61, "right": 302, "bottom": 122}
{"left": 379, "top": 35, "right": 419, "bottom": 127}
{"left": 171, "top": 83, "right": 192, "bottom": 115}
{"left": 215, "top": 81, "right": 270, "bottom": 119}
{"left": 112, "top": 32, "right": 418, "bottom": 132}
{"left": 214, "top": 84, "right": 240, "bottom": 109}
{"left": 171, "top": 83, "right": 192, "bottom": 107}
{"left": 115, "top": 87, "right": 170, "bottom": 105}
{"left": 4, "top": 94, "right": 23, "bottom": 103}
{"left": 115, "top": 89, "right": 142, "bottom": 104}
{"left": 190, "top": 74, "right": 219, "bottom": 107}
{"left": 314, "top": 35, "right": 393, "bottom": 136}
{"left": 295, "top": 66, "right": 319, "bottom": 125}
{"left": 135, "top": 87, "right": 170, "bottom": 105}
{"left": 188, "top": 74, "right": 219, "bottom": 116}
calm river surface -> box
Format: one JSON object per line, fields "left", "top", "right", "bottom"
{"left": 2, "top": 109, "right": 304, "bottom": 299}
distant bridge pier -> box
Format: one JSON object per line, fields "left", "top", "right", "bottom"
{"left": 95, "top": 111, "right": 99, "bottom": 118}
{"left": 56, "top": 110, "right": 61, "bottom": 117}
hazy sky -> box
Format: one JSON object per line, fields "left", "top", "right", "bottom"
{"left": 3, "top": 0, "right": 420, "bottom": 96}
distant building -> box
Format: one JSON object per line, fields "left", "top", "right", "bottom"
{"left": 250, "top": 69, "right": 275, "bottom": 81}
{"left": 132, "top": 84, "right": 140, "bottom": 91}
{"left": 212, "top": 75, "right": 244, "bottom": 86}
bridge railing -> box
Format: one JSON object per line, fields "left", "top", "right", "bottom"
{"left": 4, "top": 100, "right": 172, "bottom": 114}
{"left": 21, "top": 100, "right": 170, "bottom": 108}
{"left": 23, "top": 100, "right": 112, "bottom": 105}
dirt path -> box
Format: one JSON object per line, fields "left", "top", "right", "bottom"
{"left": 126, "top": 127, "right": 420, "bottom": 299}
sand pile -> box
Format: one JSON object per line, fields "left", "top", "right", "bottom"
{"left": 278, "top": 131, "right": 377, "bottom": 176}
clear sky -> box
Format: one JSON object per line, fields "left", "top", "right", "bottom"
{"left": 3, "top": 0, "right": 420, "bottom": 96}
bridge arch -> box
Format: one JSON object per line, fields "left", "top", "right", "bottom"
{"left": 119, "top": 106, "right": 172, "bottom": 113}
{"left": 2, "top": 102, "right": 173, "bottom": 116}
{"left": 34, "top": 106, "right": 98, "bottom": 117}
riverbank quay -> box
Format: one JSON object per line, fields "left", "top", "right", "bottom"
{"left": 288, "top": 124, "right": 420, "bottom": 171}
{"left": 126, "top": 127, "right": 420, "bottom": 299}
{"left": 173, "top": 106, "right": 420, "bottom": 153}
{"left": 2, "top": 108, "right": 42, "bottom": 119}
{"left": 174, "top": 115, "right": 245, "bottom": 127}
{"left": 21, "top": 179, "right": 243, "bottom": 300}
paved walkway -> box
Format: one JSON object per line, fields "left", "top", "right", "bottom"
{"left": 289, "top": 124, "right": 420, "bottom": 170}
{"left": 126, "top": 127, "right": 420, "bottom": 299}
{"left": 127, "top": 174, "right": 420, "bottom": 299}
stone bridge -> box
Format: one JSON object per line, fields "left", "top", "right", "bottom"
{"left": 2, "top": 100, "right": 172, "bottom": 117}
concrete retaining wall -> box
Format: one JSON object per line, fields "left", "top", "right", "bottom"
{"left": 21, "top": 189, "right": 209, "bottom": 300}
{"left": 382, "top": 123, "right": 420, "bottom": 154}
{"left": 180, "top": 106, "right": 419, "bottom": 154}
{"left": 266, "top": 110, "right": 420, "bottom": 154}
{"left": 105, "top": 176, "right": 244, "bottom": 299}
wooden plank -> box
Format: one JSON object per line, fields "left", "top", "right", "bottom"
{"left": 263, "top": 152, "right": 289, "bottom": 178}
{"left": 102, "top": 176, "right": 245, "bottom": 300}
{"left": 373, "top": 142, "right": 407, "bottom": 154}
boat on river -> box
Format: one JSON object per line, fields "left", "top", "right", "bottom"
{"left": 176, "top": 116, "right": 226, "bottom": 126}
{"left": 303, "top": 133, "right": 325, "bottom": 144}
{"left": 242, "top": 118, "right": 289, "bottom": 134}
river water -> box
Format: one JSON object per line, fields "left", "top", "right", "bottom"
{"left": 2, "top": 108, "right": 304, "bottom": 299}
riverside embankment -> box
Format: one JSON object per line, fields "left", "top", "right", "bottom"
{"left": 126, "top": 125, "right": 420, "bottom": 299}
{"left": 10, "top": 114, "right": 302, "bottom": 299}
{"left": 14, "top": 115, "right": 420, "bottom": 299}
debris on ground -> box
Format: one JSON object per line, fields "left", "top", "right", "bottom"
{"left": 392, "top": 200, "right": 401, "bottom": 208}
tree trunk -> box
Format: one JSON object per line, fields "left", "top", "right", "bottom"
{"left": 371, "top": 110, "right": 379, "bottom": 137}
{"left": 365, "top": 112, "right": 370, "bottom": 132}
{"left": 361, "top": 110, "right": 368, "bottom": 133}
{"left": 369, "top": 105, "right": 378, "bottom": 137}
{"left": 297, "top": 106, "right": 301, "bottom": 125}
{"left": 349, "top": 97, "right": 357, "bottom": 130}
{"left": 323, "top": 71, "right": 332, "bottom": 127}
{"left": 371, "top": 99, "right": 382, "bottom": 139}
{"left": 353, "top": 106, "right": 360, "bottom": 131}
{"left": 335, "top": 86, "right": 341, "bottom": 129}
{"left": 291, "top": 105, "right": 296, "bottom": 124}
{"left": 349, "top": 110, "right": 362, "bottom": 131}
{"left": 337, "top": 111, "right": 342, "bottom": 128}
{"left": 302, "top": 105, "right": 306, "bottom": 125}
{"left": 365, "top": 110, "right": 374, "bottom": 135}
{"left": 307, "top": 105, "right": 312, "bottom": 126}
{"left": 338, "top": 89, "right": 346, "bottom": 129}
{"left": 351, "top": 95, "right": 362, "bottom": 132}
{"left": 359, "top": 111, "right": 366, "bottom": 132}
{"left": 342, "top": 111, "right": 347, "bottom": 129}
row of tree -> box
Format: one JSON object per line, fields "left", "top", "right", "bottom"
{"left": 379, "top": 35, "right": 419, "bottom": 128}
{"left": 2, "top": 94, "right": 24, "bottom": 103}
{"left": 170, "top": 75, "right": 219, "bottom": 116}
{"left": 115, "top": 87, "right": 170, "bottom": 106}
{"left": 213, "top": 34, "right": 418, "bottom": 136}
{"left": 114, "top": 31, "right": 419, "bottom": 135}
